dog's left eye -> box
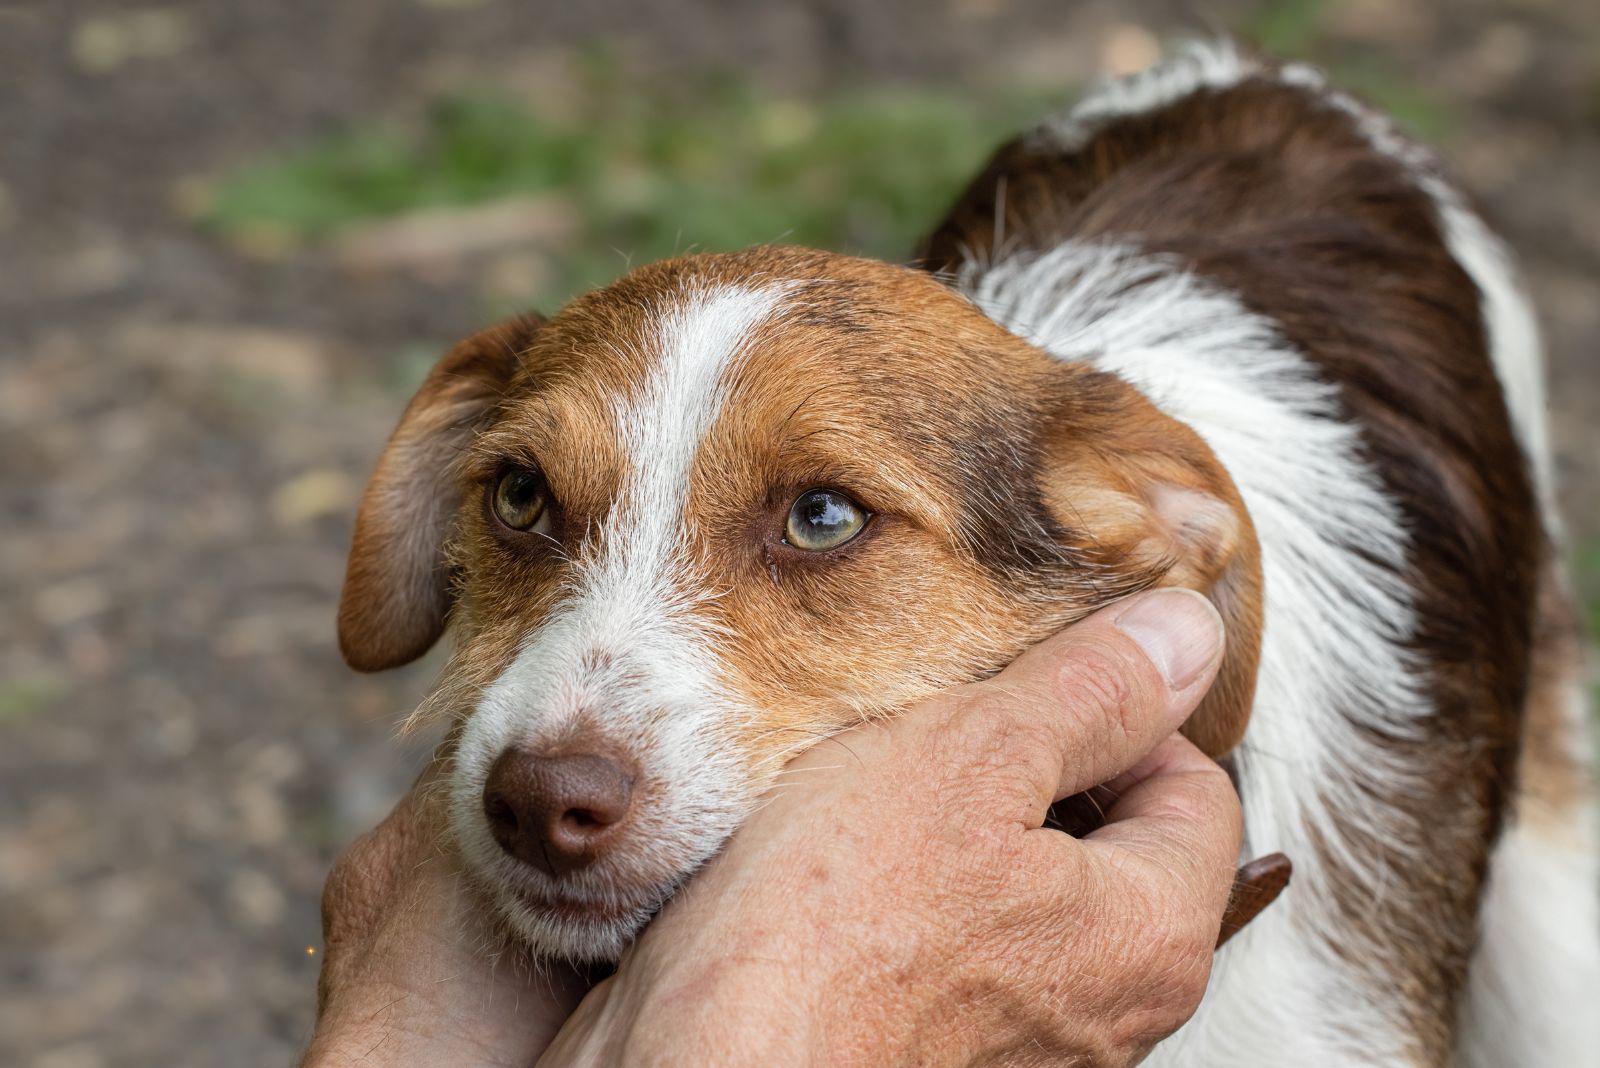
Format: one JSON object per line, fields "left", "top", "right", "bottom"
{"left": 492, "top": 467, "right": 551, "bottom": 534}
{"left": 784, "top": 489, "right": 867, "bottom": 551}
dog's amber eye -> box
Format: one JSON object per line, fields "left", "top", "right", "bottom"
{"left": 492, "top": 468, "right": 551, "bottom": 533}
{"left": 784, "top": 489, "right": 866, "bottom": 551}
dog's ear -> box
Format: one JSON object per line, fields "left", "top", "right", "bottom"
{"left": 1042, "top": 369, "right": 1263, "bottom": 757}
{"left": 337, "top": 314, "right": 543, "bottom": 672}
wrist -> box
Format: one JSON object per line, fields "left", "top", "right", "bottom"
{"left": 302, "top": 989, "right": 483, "bottom": 1068}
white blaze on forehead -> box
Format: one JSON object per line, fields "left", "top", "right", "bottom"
{"left": 556, "top": 281, "right": 793, "bottom": 705}
{"left": 487, "top": 279, "right": 794, "bottom": 732}
{"left": 609, "top": 282, "right": 794, "bottom": 584}
{"left": 448, "top": 282, "right": 794, "bottom": 959}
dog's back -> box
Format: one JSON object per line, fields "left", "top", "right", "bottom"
{"left": 920, "top": 39, "right": 1599, "bottom": 1066}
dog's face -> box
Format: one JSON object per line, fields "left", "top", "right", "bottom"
{"left": 338, "top": 247, "right": 1261, "bottom": 960}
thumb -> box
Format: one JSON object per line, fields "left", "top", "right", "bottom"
{"left": 929, "top": 587, "right": 1227, "bottom": 807}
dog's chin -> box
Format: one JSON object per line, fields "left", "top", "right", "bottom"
{"left": 486, "top": 879, "right": 665, "bottom": 963}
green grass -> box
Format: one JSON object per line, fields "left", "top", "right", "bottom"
{"left": 202, "top": 33, "right": 1462, "bottom": 311}
{"left": 203, "top": 67, "right": 1058, "bottom": 309}
{"left": 1246, "top": 0, "right": 1328, "bottom": 56}
{"left": 1332, "top": 64, "right": 1456, "bottom": 143}
{"left": 0, "top": 674, "right": 64, "bottom": 726}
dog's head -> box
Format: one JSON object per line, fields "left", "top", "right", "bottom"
{"left": 337, "top": 246, "right": 1261, "bottom": 960}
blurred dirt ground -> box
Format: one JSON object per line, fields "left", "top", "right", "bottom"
{"left": 1, "top": 2, "right": 1596, "bottom": 1065}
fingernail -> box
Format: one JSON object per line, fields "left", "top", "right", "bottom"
{"left": 1114, "top": 588, "right": 1224, "bottom": 691}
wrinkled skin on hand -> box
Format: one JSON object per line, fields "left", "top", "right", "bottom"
{"left": 307, "top": 590, "right": 1283, "bottom": 1068}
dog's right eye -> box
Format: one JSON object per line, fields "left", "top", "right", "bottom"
{"left": 784, "top": 488, "right": 868, "bottom": 551}
{"left": 492, "top": 468, "right": 551, "bottom": 534}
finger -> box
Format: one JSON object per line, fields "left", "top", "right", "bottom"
{"left": 906, "top": 588, "right": 1226, "bottom": 811}
{"left": 1216, "top": 853, "right": 1293, "bottom": 947}
{"left": 1083, "top": 733, "right": 1243, "bottom": 913}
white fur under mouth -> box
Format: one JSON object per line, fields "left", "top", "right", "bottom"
{"left": 456, "top": 801, "right": 725, "bottom": 963}
{"left": 482, "top": 868, "right": 680, "bottom": 962}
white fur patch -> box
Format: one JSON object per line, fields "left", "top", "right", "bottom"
{"left": 963, "top": 241, "right": 1432, "bottom": 1063}
{"left": 1004, "top": 46, "right": 1588, "bottom": 1062}
{"left": 448, "top": 283, "right": 790, "bottom": 960}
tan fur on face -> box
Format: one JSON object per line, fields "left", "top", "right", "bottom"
{"left": 346, "top": 247, "right": 1264, "bottom": 749}
{"left": 340, "top": 246, "right": 1263, "bottom": 944}
{"left": 636, "top": 249, "right": 1263, "bottom": 768}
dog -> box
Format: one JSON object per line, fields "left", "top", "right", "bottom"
{"left": 335, "top": 41, "right": 1598, "bottom": 1065}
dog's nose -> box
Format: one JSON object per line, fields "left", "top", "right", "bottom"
{"left": 482, "top": 748, "right": 635, "bottom": 878}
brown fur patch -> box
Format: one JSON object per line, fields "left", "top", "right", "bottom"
{"left": 919, "top": 69, "right": 1543, "bottom": 1062}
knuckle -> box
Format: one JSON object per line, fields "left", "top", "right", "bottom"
{"left": 947, "top": 693, "right": 1062, "bottom": 799}
{"left": 1100, "top": 909, "right": 1214, "bottom": 1050}
{"left": 1200, "top": 759, "right": 1245, "bottom": 817}
{"left": 943, "top": 821, "right": 1031, "bottom": 899}
{"left": 1182, "top": 751, "right": 1237, "bottom": 796}
{"left": 1105, "top": 960, "right": 1212, "bottom": 1053}
{"left": 1144, "top": 954, "right": 1214, "bottom": 1034}
{"left": 929, "top": 690, "right": 990, "bottom": 753}
{"left": 914, "top": 692, "right": 984, "bottom": 775}
{"left": 937, "top": 690, "right": 1053, "bottom": 782}
{"left": 319, "top": 835, "right": 372, "bottom": 934}
{"left": 1105, "top": 859, "right": 1215, "bottom": 970}
{"left": 1130, "top": 902, "right": 1216, "bottom": 993}
{"left": 1167, "top": 955, "right": 1215, "bottom": 1012}
{"left": 1193, "top": 767, "right": 1245, "bottom": 846}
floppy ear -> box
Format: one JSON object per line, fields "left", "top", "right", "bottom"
{"left": 1043, "top": 370, "right": 1264, "bottom": 758}
{"left": 337, "top": 314, "right": 543, "bottom": 672}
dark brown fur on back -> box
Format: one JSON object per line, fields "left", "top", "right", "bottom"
{"left": 919, "top": 74, "right": 1542, "bottom": 1061}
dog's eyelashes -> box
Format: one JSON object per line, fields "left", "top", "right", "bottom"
{"left": 492, "top": 467, "right": 553, "bottom": 534}
{"left": 783, "top": 489, "right": 867, "bottom": 551}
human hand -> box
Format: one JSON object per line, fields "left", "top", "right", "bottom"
{"left": 537, "top": 588, "right": 1275, "bottom": 1067}
{"left": 306, "top": 587, "right": 1284, "bottom": 1067}
{"left": 300, "top": 759, "right": 591, "bottom": 1068}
